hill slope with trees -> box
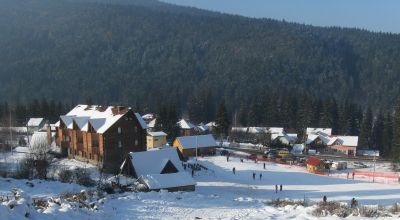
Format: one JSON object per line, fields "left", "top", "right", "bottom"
{"left": 1, "top": 0, "right": 400, "bottom": 112}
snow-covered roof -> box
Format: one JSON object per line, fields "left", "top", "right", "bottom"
{"left": 148, "top": 131, "right": 167, "bottom": 137}
{"left": 231, "top": 127, "right": 284, "bottom": 135}
{"left": 147, "top": 118, "right": 156, "bottom": 128}
{"left": 142, "top": 113, "right": 154, "bottom": 120}
{"left": 128, "top": 147, "right": 183, "bottom": 176}
{"left": 177, "top": 119, "right": 195, "bottom": 129}
{"left": 135, "top": 113, "right": 148, "bottom": 129}
{"left": 176, "top": 134, "right": 217, "bottom": 149}
{"left": 139, "top": 173, "right": 196, "bottom": 190}
{"left": 334, "top": 136, "right": 358, "bottom": 147}
{"left": 291, "top": 144, "right": 305, "bottom": 154}
{"left": 306, "top": 128, "right": 332, "bottom": 136}
{"left": 27, "top": 118, "right": 45, "bottom": 127}
{"left": 205, "top": 121, "right": 216, "bottom": 127}
{"left": 58, "top": 104, "right": 147, "bottom": 133}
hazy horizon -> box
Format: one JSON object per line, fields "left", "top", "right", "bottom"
{"left": 161, "top": 0, "right": 400, "bottom": 34}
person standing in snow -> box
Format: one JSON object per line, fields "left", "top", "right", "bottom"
{"left": 232, "top": 167, "right": 236, "bottom": 174}
{"left": 263, "top": 163, "right": 266, "bottom": 169}
{"left": 280, "top": 184, "right": 282, "bottom": 191}
{"left": 252, "top": 172, "right": 256, "bottom": 180}
{"left": 259, "top": 173, "right": 262, "bottom": 180}
{"left": 352, "top": 171, "right": 355, "bottom": 180}
{"left": 191, "top": 169, "right": 194, "bottom": 177}
{"left": 347, "top": 172, "right": 349, "bottom": 179}
{"left": 323, "top": 195, "right": 327, "bottom": 203}
{"left": 275, "top": 185, "right": 278, "bottom": 193}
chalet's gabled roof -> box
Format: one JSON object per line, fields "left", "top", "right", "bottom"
{"left": 306, "top": 128, "right": 332, "bottom": 136}
{"left": 334, "top": 136, "right": 358, "bottom": 147}
{"left": 177, "top": 119, "right": 195, "bottom": 129}
{"left": 306, "top": 156, "right": 323, "bottom": 167}
{"left": 27, "top": 118, "right": 45, "bottom": 127}
{"left": 57, "top": 104, "right": 146, "bottom": 133}
{"left": 128, "top": 147, "right": 183, "bottom": 176}
{"left": 175, "top": 134, "right": 217, "bottom": 149}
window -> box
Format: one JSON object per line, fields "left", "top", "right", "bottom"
{"left": 135, "top": 140, "right": 138, "bottom": 146}
{"left": 118, "top": 140, "right": 122, "bottom": 148}
{"left": 118, "top": 127, "right": 122, "bottom": 134}
{"left": 134, "top": 126, "right": 138, "bottom": 133}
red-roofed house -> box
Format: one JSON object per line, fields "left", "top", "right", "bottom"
{"left": 306, "top": 156, "right": 326, "bottom": 174}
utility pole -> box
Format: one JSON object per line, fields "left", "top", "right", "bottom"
{"left": 372, "top": 150, "right": 376, "bottom": 183}
{"left": 9, "top": 109, "right": 13, "bottom": 155}
{"left": 195, "top": 135, "right": 198, "bottom": 162}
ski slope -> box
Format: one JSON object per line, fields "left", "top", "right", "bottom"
{"left": 1, "top": 155, "right": 400, "bottom": 219}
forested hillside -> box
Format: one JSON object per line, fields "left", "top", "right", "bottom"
{"left": 1, "top": 0, "right": 400, "bottom": 112}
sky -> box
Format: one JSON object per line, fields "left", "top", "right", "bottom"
{"left": 161, "top": 0, "right": 400, "bottom": 34}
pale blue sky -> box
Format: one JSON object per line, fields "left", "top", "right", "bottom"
{"left": 161, "top": 0, "right": 400, "bottom": 33}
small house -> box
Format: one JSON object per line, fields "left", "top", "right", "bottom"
{"left": 306, "top": 156, "right": 326, "bottom": 174}
{"left": 177, "top": 119, "right": 196, "bottom": 136}
{"left": 147, "top": 131, "right": 167, "bottom": 150}
{"left": 120, "top": 147, "right": 195, "bottom": 192}
{"left": 27, "top": 118, "right": 46, "bottom": 134}
{"left": 172, "top": 134, "right": 217, "bottom": 157}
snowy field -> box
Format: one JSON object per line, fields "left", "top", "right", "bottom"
{"left": 1, "top": 155, "right": 400, "bottom": 219}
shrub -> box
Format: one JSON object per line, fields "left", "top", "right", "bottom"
{"left": 74, "top": 168, "right": 95, "bottom": 187}
{"left": 14, "top": 158, "right": 35, "bottom": 179}
{"left": 312, "top": 201, "right": 352, "bottom": 218}
{"left": 267, "top": 198, "right": 305, "bottom": 207}
{"left": 59, "top": 169, "right": 73, "bottom": 183}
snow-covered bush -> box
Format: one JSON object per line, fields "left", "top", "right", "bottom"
{"left": 58, "top": 169, "right": 73, "bottom": 183}
{"left": 74, "top": 168, "right": 95, "bottom": 187}
{"left": 312, "top": 201, "right": 352, "bottom": 218}
{"left": 267, "top": 198, "right": 305, "bottom": 207}
{"left": 14, "top": 158, "right": 35, "bottom": 179}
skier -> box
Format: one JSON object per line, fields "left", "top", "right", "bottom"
{"left": 323, "top": 195, "right": 327, "bottom": 203}
{"left": 191, "top": 169, "right": 194, "bottom": 177}
{"left": 252, "top": 172, "right": 256, "bottom": 180}
{"left": 347, "top": 172, "right": 349, "bottom": 179}
{"left": 275, "top": 185, "right": 278, "bottom": 193}
{"left": 263, "top": 163, "right": 266, "bottom": 169}
{"left": 232, "top": 167, "right": 236, "bottom": 174}
{"left": 280, "top": 184, "right": 282, "bottom": 191}
{"left": 259, "top": 173, "right": 262, "bottom": 180}
{"left": 352, "top": 171, "right": 355, "bottom": 180}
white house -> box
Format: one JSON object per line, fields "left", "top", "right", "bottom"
{"left": 120, "top": 147, "right": 195, "bottom": 192}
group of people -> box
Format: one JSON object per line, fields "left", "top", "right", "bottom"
{"left": 275, "top": 184, "right": 283, "bottom": 193}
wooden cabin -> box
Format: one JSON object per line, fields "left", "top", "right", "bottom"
{"left": 172, "top": 134, "right": 217, "bottom": 158}
{"left": 146, "top": 131, "right": 167, "bottom": 150}
{"left": 54, "top": 104, "right": 148, "bottom": 173}
{"left": 120, "top": 147, "right": 195, "bottom": 192}
{"left": 306, "top": 156, "right": 326, "bottom": 174}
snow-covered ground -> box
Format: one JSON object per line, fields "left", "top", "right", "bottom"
{"left": 1, "top": 155, "right": 400, "bottom": 219}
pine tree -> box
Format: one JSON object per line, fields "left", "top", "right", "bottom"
{"left": 358, "top": 108, "right": 373, "bottom": 149}
{"left": 382, "top": 112, "right": 393, "bottom": 157}
{"left": 372, "top": 111, "right": 384, "bottom": 152}
{"left": 215, "top": 101, "right": 230, "bottom": 138}
{"left": 392, "top": 98, "right": 400, "bottom": 161}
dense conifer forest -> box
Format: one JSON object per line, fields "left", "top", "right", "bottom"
{"left": 1, "top": 0, "right": 400, "bottom": 159}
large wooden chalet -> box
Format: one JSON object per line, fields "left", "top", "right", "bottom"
{"left": 55, "top": 104, "right": 148, "bottom": 173}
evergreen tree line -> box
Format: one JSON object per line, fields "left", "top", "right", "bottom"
{"left": 0, "top": 99, "right": 71, "bottom": 126}
{"left": 1, "top": 95, "right": 400, "bottom": 160}
{"left": 181, "top": 92, "right": 400, "bottom": 160}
